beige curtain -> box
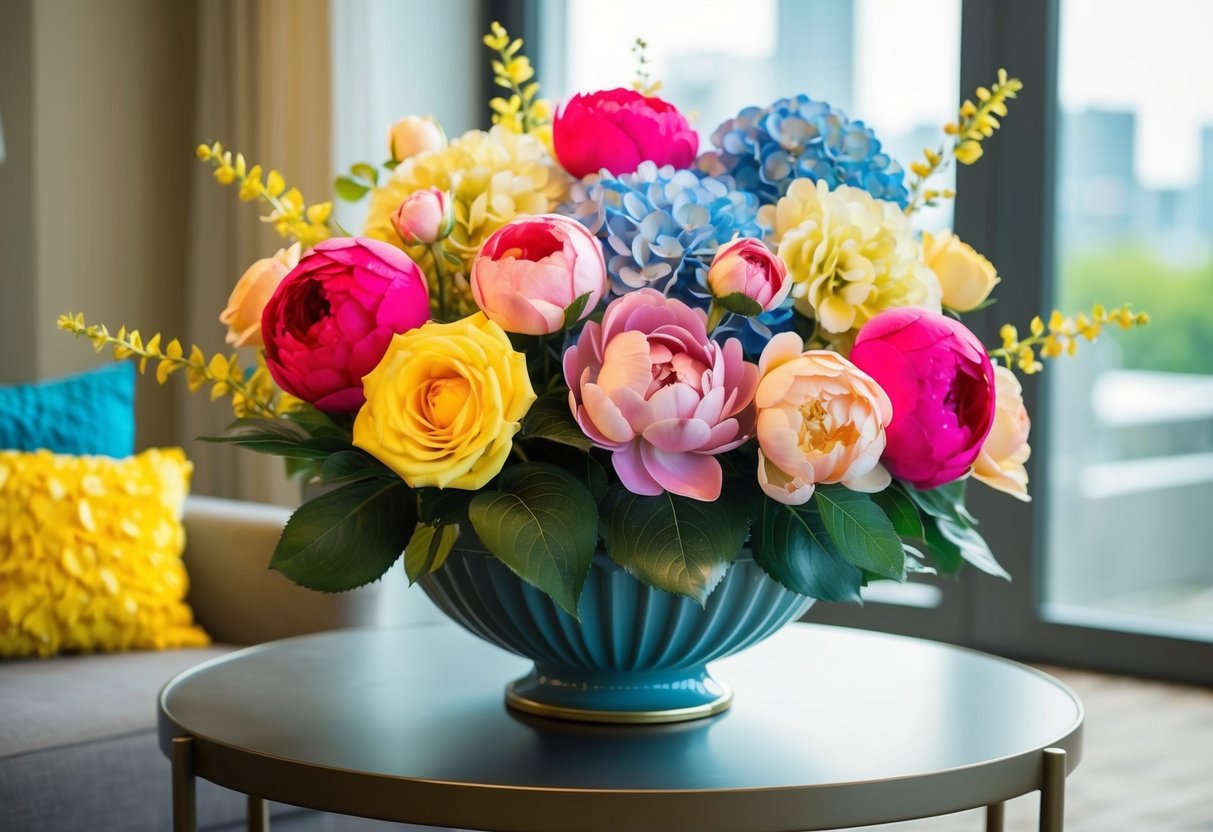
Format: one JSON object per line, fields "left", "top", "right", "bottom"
{"left": 182, "top": 0, "right": 332, "bottom": 505}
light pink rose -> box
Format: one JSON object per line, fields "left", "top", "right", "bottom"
{"left": 972, "top": 365, "right": 1031, "bottom": 500}
{"left": 391, "top": 187, "right": 454, "bottom": 245}
{"left": 471, "top": 214, "right": 608, "bottom": 335}
{"left": 219, "top": 243, "right": 301, "bottom": 347}
{"left": 849, "top": 308, "right": 996, "bottom": 489}
{"left": 563, "top": 289, "right": 759, "bottom": 502}
{"left": 552, "top": 88, "right": 698, "bottom": 179}
{"left": 261, "top": 237, "right": 430, "bottom": 412}
{"left": 706, "top": 237, "right": 791, "bottom": 314}
{"left": 755, "top": 333, "right": 892, "bottom": 505}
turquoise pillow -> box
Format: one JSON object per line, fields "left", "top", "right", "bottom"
{"left": 0, "top": 363, "right": 136, "bottom": 457}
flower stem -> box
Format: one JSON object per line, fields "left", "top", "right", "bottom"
{"left": 429, "top": 242, "right": 449, "bottom": 322}
{"left": 706, "top": 302, "right": 728, "bottom": 334}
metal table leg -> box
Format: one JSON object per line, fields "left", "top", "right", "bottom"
{"left": 1040, "top": 747, "right": 1067, "bottom": 832}
{"left": 986, "top": 801, "right": 1005, "bottom": 831}
{"left": 248, "top": 795, "right": 270, "bottom": 831}
{"left": 171, "top": 737, "right": 197, "bottom": 832}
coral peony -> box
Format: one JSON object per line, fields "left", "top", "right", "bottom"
{"left": 849, "top": 308, "right": 996, "bottom": 489}
{"left": 972, "top": 365, "right": 1031, "bottom": 500}
{"left": 261, "top": 237, "right": 430, "bottom": 412}
{"left": 564, "top": 289, "right": 759, "bottom": 501}
{"left": 220, "top": 243, "right": 301, "bottom": 348}
{"left": 471, "top": 214, "right": 608, "bottom": 335}
{"left": 553, "top": 88, "right": 698, "bottom": 179}
{"left": 755, "top": 333, "right": 892, "bottom": 505}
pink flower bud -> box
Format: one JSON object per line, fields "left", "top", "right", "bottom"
{"left": 706, "top": 238, "right": 790, "bottom": 314}
{"left": 391, "top": 188, "right": 454, "bottom": 246}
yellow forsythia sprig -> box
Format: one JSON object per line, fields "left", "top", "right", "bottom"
{"left": 57, "top": 313, "right": 285, "bottom": 418}
{"left": 631, "top": 38, "right": 662, "bottom": 97}
{"left": 483, "top": 21, "right": 552, "bottom": 136}
{"left": 990, "top": 304, "right": 1150, "bottom": 374}
{"left": 905, "top": 69, "right": 1023, "bottom": 214}
{"left": 195, "top": 143, "right": 333, "bottom": 247}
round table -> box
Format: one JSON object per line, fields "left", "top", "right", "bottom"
{"left": 158, "top": 623, "right": 1083, "bottom": 832}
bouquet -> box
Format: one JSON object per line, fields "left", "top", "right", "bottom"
{"left": 62, "top": 25, "right": 1147, "bottom": 616}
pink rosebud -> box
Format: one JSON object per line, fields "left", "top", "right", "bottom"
{"left": 706, "top": 238, "right": 791, "bottom": 314}
{"left": 471, "top": 214, "right": 608, "bottom": 335}
{"left": 261, "top": 237, "right": 430, "bottom": 413}
{"left": 564, "top": 289, "right": 759, "bottom": 502}
{"left": 755, "top": 333, "right": 892, "bottom": 505}
{"left": 849, "top": 308, "right": 997, "bottom": 489}
{"left": 553, "top": 88, "right": 698, "bottom": 179}
{"left": 391, "top": 187, "right": 454, "bottom": 246}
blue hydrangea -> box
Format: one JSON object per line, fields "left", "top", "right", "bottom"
{"left": 699, "top": 95, "right": 909, "bottom": 207}
{"left": 557, "top": 161, "right": 767, "bottom": 300}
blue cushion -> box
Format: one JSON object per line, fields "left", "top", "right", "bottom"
{"left": 0, "top": 363, "right": 136, "bottom": 457}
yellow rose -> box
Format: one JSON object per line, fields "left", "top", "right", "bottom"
{"left": 972, "top": 366, "right": 1031, "bottom": 500}
{"left": 353, "top": 313, "right": 536, "bottom": 490}
{"left": 219, "top": 243, "right": 301, "bottom": 347}
{"left": 921, "top": 230, "right": 1000, "bottom": 312}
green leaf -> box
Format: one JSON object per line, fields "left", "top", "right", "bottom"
{"left": 562, "top": 292, "right": 593, "bottom": 329}
{"left": 283, "top": 406, "right": 353, "bottom": 440}
{"left": 600, "top": 485, "right": 748, "bottom": 605}
{"left": 320, "top": 450, "right": 396, "bottom": 485}
{"left": 271, "top": 479, "right": 413, "bottom": 592}
{"left": 404, "top": 523, "right": 459, "bottom": 584}
{"left": 922, "top": 515, "right": 965, "bottom": 574}
{"left": 584, "top": 455, "right": 608, "bottom": 504}
{"left": 715, "top": 291, "right": 764, "bottom": 317}
{"left": 521, "top": 388, "right": 594, "bottom": 450}
{"left": 933, "top": 515, "right": 1010, "bottom": 579}
{"left": 752, "top": 498, "right": 862, "bottom": 603}
{"left": 335, "top": 175, "right": 370, "bottom": 202}
{"left": 814, "top": 485, "right": 905, "bottom": 580}
{"left": 199, "top": 419, "right": 353, "bottom": 460}
{"left": 872, "top": 484, "right": 924, "bottom": 540}
{"left": 350, "top": 162, "right": 379, "bottom": 187}
{"left": 468, "top": 463, "right": 597, "bottom": 617}
{"left": 418, "top": 488, "right": 473, "bottom": 526}
{"left": 905, "top": 479, "right": 977, "bottom": 524}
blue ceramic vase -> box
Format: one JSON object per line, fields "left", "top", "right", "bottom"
{"left": 418, "top": 546, "right": 814, "bottom": 724}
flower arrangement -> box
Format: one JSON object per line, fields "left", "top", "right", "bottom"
{"left": 61, "top": 26, "right": 1148, "bottom": 616}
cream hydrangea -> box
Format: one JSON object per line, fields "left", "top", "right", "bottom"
{"left": 761, "top": 178, "right": 941, "bottom": 339}
{"left": 365, "top": 127, "right": 572, "bottom": 318}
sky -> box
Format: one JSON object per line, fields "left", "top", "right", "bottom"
{"left": 562, "top": 0, "right": 1213, "bottom": 190}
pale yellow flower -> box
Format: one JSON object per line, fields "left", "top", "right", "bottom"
{"left": 353, "top": 313, "right": 536, "bottom": 490}
{"left": 762, "top": 179, "right": 940, "bottom": 338}
{"left": 921, "top": 230, "right": 999, "bottom": 312}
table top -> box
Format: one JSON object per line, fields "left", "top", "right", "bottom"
{"left": 159, "top": 622, "right": 1083, "bottom": 832}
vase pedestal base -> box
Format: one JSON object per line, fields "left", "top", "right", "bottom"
{"left": 504, "top": 665, "right": 733, "bottom": 724}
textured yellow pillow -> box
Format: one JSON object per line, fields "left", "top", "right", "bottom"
{"left": 0, "top": 447, "right": 210, "bottom": 658}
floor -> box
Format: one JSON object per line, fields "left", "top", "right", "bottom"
{"left": 852, "top": 666, "right": 1213, "bottom": 831}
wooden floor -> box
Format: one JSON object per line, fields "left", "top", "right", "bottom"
{"left": 852, "top": 666, "right": 1213, "bottom": 831}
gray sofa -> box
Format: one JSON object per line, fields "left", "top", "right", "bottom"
{"left": 0, "top": 495, "right": 447, "bottom": 831}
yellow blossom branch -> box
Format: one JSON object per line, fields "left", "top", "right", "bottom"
{"left": 905, "top": 69, "right": 1023, "bottom": 214}
{"left": 195, "top": 143, "right": 333, "bottom": 247}
{"left": 483, "top": 21, "right": 552, "bottom": 135}
{"left": 631, "top": 38, "right": 662, "bottom": 97}
{"left": 990, "top": 303, "right": 1149, "bottom": 375}
{"left": 57, "top": 313, "right": 283, "bottom": 418}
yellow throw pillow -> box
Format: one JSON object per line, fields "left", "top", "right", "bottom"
{"left": 0, "top": 447, "right": 210, "bottom": 658}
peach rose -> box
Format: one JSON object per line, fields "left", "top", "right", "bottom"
{"left": 220, "top": 244, "right": 302, "bottom": 347}
{"left": 921, "top": 230, "right": 1000, "bottom": 312}
{"left": 754, "top": 332, "right": 892, "bottom": 505}
{"left": 972, "top": 365, "right": 1031, "bottom": 500}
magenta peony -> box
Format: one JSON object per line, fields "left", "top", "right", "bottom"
{"left": 706, "top": 237, "right": 791, "bottom": 313}
{"left": 552, "top": 88, "right": 698, "bottom": 179}
{"left": 849, "top": 308, "right": 996, "bottom": 489}
{"left": 261, "top": 237, "right": 430, "bottom": 412}
{"left": 563, "top": 289, "right": 759, "bottom": 501}
{"left": 471, "top": 214, "right": 608, "bottom": 335}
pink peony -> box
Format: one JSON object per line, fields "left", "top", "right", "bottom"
{"left": 706, "top": 237, "right": 791, "bottom": 313}
{"left": 553, "top": 88, "right": 698, "bottom": 179}
{"left": 471, "top": 214, "right": 608, "bottom": 335}
{"left": 261, "top": 237, "right": 430, "bottom": 413}
{"left": 849, "top": 308, "right": 996, "bottom": 489}
{"left": 563, "top": 289, "right": 759, "bottom": 501}
{"left": 390, "top": 187, "right": 454, "bottom": 246}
